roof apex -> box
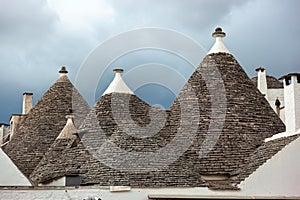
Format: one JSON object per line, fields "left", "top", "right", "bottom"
{"left": 102, "top": 68, "right": 134, "bottom": 95}
{"left": 59, "top": 66, "right": 68, "bottom": 74}
{"left": 57, "top": 115, "right": 77, "bottom": 139}
{"left": 208, "top": 27, "right": 230, "bottom": 55}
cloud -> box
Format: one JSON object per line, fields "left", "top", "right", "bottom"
{"left": 0, "top": 0, "right": 58, "bottom": 46}
{"left": 0, "top": 0, "right": 299, "bottom": 123}
{"left": 226, "top": 0, "right": 300, "bottom": 77}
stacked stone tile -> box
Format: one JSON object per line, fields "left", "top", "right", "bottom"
{"left": 6, "top": 28, "right": 292, "bottom": 189}
{"left": 30, "top": 133, "right": 91, "bottom": 184}
{"left": 252, "top": 75, "right": 283, "bottom": 89}
{"left": 36, "top": 50, "right": 286, "bottom": 186}
{"left": 170, "top": 52, "right": 286, "bottom": 176}
{"left": 77, "top": 93, "right": 206, "bottom": 186}
{"left": 3, "top": 68, "right": 90, "bottom": 177}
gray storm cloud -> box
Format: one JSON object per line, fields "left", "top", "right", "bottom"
{"left": 0, "top": 0, "right": 299, "bottom": 122}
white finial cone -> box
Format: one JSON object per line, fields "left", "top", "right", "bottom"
{"left": 208, "top": 37, "right": 231, "bottom": 54}
{"left": 102, "top": 69, "right": 134, "bottom": 95}
{"left": 57, "top": 115, "right": 77, "bottom": 139}
{"left": 208, "top": 28, "right": 230, "bottom": 54}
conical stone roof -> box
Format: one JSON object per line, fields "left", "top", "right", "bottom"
{"left": 30, "top": 115, "right": 90, "bottom": 184}
{"left": 3, "top": 67, "right": 90, "bottom": 177}
{"left": 25, "top": 29, "right": 286, "bottom": 189}
{"left": 169, "top": 28, "right": 286, "bottom": 176}
{"left": 62, "top": 69, "right": 206, "bottom": 186}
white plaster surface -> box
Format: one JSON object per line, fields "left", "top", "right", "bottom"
{"left": 255, "top": 69, "right": 286, "bottom": 124}
{"left": 0, "top": 186, "right": 299, "bottom": 200}
{"left": 0, "top": 149, "right": 31, "bottom": 186}
{"left": 0, "top": 125, "right": 9, "bottom": 145}
{"left": 267, "top": 88, "right": 285, "bottom": 123}
{"left": 265, "top": 129, "right": 299, "bottom": 142}
{"left": 257, "top": 69, "right": 268, "bottom": 97}
{"left": 207, "top": 37, "right": 230, "bottom": 54}
{"left": 239, "top": 136, "right": 300, "bottom": 196}
{"left": 103, "top": 72, "right": 134, "bottom": 95}
{"left": 284, "top": 75, "right": 300, "bottom": 133}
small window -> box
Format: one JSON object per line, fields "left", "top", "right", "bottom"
{"left": 297, "top": 75, "right": 300, "bottom": 83}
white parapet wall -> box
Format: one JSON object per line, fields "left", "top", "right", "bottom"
{"left": 267, "top": 88, "right": 285, "bottom": 122}
{"left": 239, "top": 135, "right": 300, "bottom": 197}
{"left": 0, "top": 149, "right": 32, "bottom": 186}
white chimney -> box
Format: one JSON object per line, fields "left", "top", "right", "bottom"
{"left": 280, "top": 73, "right": 300, "bottom": 133}
{"left": 256, "top": 67, "right": 268, "bottom": 98}
{"left": 22, "top": 93, "right": 33, "bottom": 115}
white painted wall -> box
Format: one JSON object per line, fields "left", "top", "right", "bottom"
{"left": 1, "top": 184, "right": 299, "bottom": 200}
{"left": 267, "top": 88, "right": 285, "bottom": 123}
{"left": 254, "top": 69, "right": 286, "bottom": 123}
{"left": 9, "top": 115, "right": 25, "bottom": 139}
{"left": 0, "top": 149, "right": 32, "bottom": 186}
{"left": 284, "top": 75, "right": 300, "bottom": 133}
{"left": 0, "top": 125, "right": 10, "bottom": 145}
{"left": 239, "top": 136, "right": 300, "bottom": 196}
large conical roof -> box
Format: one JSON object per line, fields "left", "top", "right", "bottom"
{"left": 169, "top": 28, "right": 286, "bottom": 176}
{"left": 3, "top": 67, "right": 90, "bottom": 177}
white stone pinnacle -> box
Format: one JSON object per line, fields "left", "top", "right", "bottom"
{"left": 208, "top": 27, "right": 231, "bottom": 54}
{"left": 102, "top": 68, "right": 134, "bottom": 95}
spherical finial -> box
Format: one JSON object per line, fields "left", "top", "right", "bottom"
{"left": 113, "top": 68, "right": 124, "bottom": 73}
{"left": 59, "top": 66, "right": 68, "bottom": 74}
{"left": 212, "top": 27, "right": 226, "bottom": 38}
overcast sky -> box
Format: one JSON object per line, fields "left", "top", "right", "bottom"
{"left": 0, "top": 0, "right": 299, "bottom": 123}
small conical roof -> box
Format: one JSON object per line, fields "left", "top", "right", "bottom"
{"left": 3, "top": 66, "right": 90, "bottom": 177}
{"left": 30, "top": 116, "right": 89, "bottom": 184}
{"left": 102, "top": 68, "right": 134, "bottom": 95}
{"left": 57, "top": 115, "right": 77, "bottom": 139}
{"left": 207, "top": 27, "right": 230, "bottom": 54}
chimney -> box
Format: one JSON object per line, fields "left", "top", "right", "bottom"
{"left": 255, "top": 67, "right": 268, "bottom": 98}
{"left": 279, "top": 73, "right": 300, "bottom": 133}
{"left": 22, "top": 92, "right": 33, "bottom": 115}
